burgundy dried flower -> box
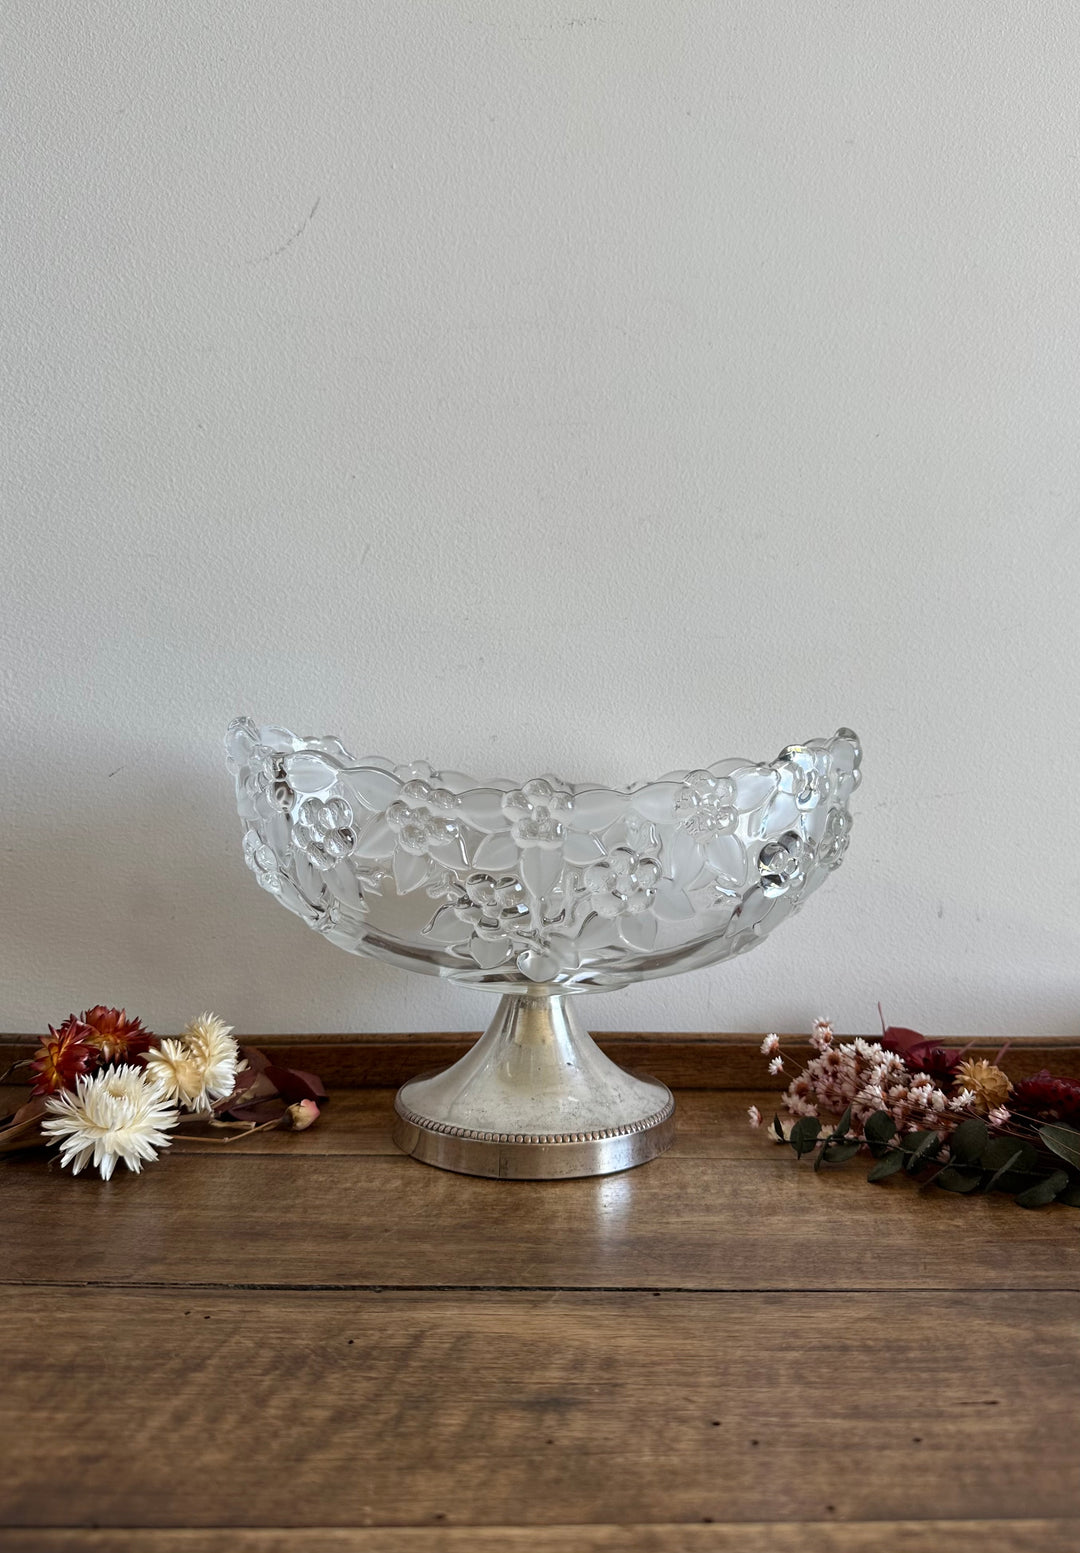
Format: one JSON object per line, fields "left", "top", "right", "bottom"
{"left": 880, "top": 1024, "right": 962, "bottom": 1083}
{"left": 30, "top": 1017, "right": 96, "bottom": 1096}
{"left": 1010, "top": 1070, "right": 1080, "bottom": 1128}
{"left": 80, "top": 1006, "right": 154, "bottom": 1065}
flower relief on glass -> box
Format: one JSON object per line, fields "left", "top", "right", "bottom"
{"left": 227, "top": 720, "right": 861, "bottom": 1180}
{"left": 226, "top": 722, "right": 860, "bottom": 990}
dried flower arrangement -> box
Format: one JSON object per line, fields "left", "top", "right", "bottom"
{"left": 752, "top": 1016, "right": 1080, "bottom": 1208}
{"left": 0, "top": 1007, "right": 326, "bottom": 1179}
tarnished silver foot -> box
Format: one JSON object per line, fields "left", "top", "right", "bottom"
{"left": 392, "top": 992, "right": 675, "bottom": 1180}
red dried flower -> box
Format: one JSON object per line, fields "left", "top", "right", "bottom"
{"left": 880, "top": 1024, "right": 961, "bottom": 1082}
{"left": 79, "top": 1006, "right": 154, "bottom": 1064}
{"left": 30, "top": 1017, "right": 96, "bottom": 1095}
{"left": 1010, "top": 1070, "right": 1080, "bottom": 1128}
{"left": 904, "top": 1043, "right": 962, "bottom": 1083}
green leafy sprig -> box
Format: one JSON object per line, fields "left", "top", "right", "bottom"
{"left": 775, "top": 1109, "right": 1080, "bottom": 1208}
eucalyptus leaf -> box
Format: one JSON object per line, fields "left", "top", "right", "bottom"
{"left": 981, "top": 1136, "right": 1025, "bottom": 1171}
{"left": 1015, "top": 1170, "right": 1070, "bottom": 1209}
{"left": 832, "top": 1105, "right": 853, "bottom": 1139}
{"left": 988, "top": 1139, "right": 1039, "bottom": 1177}
{"left": 902, "top": 1131, "right": 943, "bottom": 1173}
{"left": 821, "top": 1140, "right": 861, "bottom": 1165}
{"left": 936, "top": 1166, "right": 983, "bottom": 1194}
{"left": 866, "top": 1151, "right": 906, "bottom": 1182}
{"left": 1055, "top": 1177, "right": 1080, "bottom": 1208}
{"left": 993, "top": 1170, "right": 1045, "bottom": 1197}
{"left": 863, "top": 1112, "right": 897, "bottom": 1145}
{"left": 789, "top": 1117, "right": 822, "bottom": 1158}
{"left": 1038, "top": 1124, "right": 1080, "bottom": 1171}
{"left": 772, "top": 1114, "right": 785, "bottom": 1142}
{"left": 983, "top": 1148, "right": 1023, "bottom": 1195}
{"left": 949, "top": 1117, "right": 989, "bottom": 1165}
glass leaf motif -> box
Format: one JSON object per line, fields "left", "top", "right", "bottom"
{"left": 348, "top": 768, "right": 403, "bottom": 812}
{"left": 520, "top": 847, "right": 563, "bottom": 900}
{"left": 665, "top": 827, "right": 701, "bottom": 887}
{"left": 259, "top": 725, "right": 303, "bottom": 751}
{"left": 576, "top": 913, "right": 621, "bottom": 952}
{"left": 283, "top": 752, "right": 338, "bottom": 795}
{"left": 728, "top": 765, "right": 779, "bottom": 812}
{"left": 427, "top": 833, "right": 469, "bottom": 869}
{"left": 630, "top": 782, "right": 681, "bottom": 824}
{"left": 652, "top": 882, "right": 695, "bottom": 921}
{"left": 473, "top": 831, "right": 519, "bottom": 870}
{"left": 757, "top": 790, "right": 801, "bottom": 836}
{"left": 323, "top": 860, "right": 366, "bottom": 914}
{"left": 563, "top": 832, "right": 606, "bottom": 865}
{"left": 471, "top": 933, "right": 513, "bottom": 969}
{"left": 351, "top": 816, "right": 396, "bottom": 860}
{"left": 392, "top": 849, "right": 429, "bottom": 894}
{"left": 704, "top": 834, "right": 746, "bottom": 889}
{"left": 572, "top": 788, "right": 627, "bottom": 829}
{"left": 457, "top": 789, "right": 511, "bottom": 832}
{"left": 618, "top": 913, "right": 658, "bottom": 951}
{"left": 517, "top": 935, "right": 579, "bottom": 982}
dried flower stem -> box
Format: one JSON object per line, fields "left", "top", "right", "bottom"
{"left": 170, "top": 1117, "right": 285, "bottom": 1146}
{"left": 173, "top": 1116, "right": 261, "bottom": 1130}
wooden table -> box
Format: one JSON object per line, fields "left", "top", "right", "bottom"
{"left": 3, "top": 1064, "right": 1079, "bottom": 1551}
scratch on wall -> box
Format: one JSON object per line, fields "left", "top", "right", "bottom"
{"left": 249, "top": 196, "right": 321, "bottom": 266}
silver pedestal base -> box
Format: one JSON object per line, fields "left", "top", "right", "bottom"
{"left": 392, "top": 992, "right": 675, "bottom": 1180}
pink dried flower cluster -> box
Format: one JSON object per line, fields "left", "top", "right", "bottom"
{"left": 777, "top": 1031, "right": 960, "bottom": 1138}
{"left": 810, "top": 1019, "right": 834, "bottom": 1051}
{"left": 752, "top": 1016, "right": 1080, "bottom": 1212}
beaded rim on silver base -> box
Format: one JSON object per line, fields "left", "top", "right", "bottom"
{"left": 392, "top": 1090, "right": 676, "bottom": 1180}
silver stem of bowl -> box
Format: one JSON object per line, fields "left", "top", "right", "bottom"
{"left": 392, "top": 992, "right": 675, "bottom": 1180}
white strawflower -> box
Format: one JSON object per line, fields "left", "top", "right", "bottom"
{"left": 143, "top": 1039, "right": 207, "bottom": 1111}
{"left": 184, "top": 1012, "right": 239, "bottom": 1096}
{"left": 761, "top": 1034, "right": 780, "bottom": 1056}
{"left": 145, "top": 1012, "right": 239, "bottom": 1114}
{"left": 42, "top": 1065, "right": 179, "bottom": 1180}
{"left": 747, "top": 1104, "right": 762, "bottom": 1129}
{"left": 768, "top": 1055, "right": 784, "bottom": 1076}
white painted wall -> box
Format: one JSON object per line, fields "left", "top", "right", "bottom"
{"left": 3, "top": 2, "right": 1079, "bottom": 1039}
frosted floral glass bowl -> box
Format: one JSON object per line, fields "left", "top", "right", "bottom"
{"left": 226, "top": 720, "right": 861, "bottom": 1179}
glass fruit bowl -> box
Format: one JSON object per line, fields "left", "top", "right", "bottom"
{"left": 226, "top": 719, "right": 861, "bottom": 1179}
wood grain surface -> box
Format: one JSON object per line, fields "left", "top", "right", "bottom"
{"left": 3, "top": 1073, "right": 1079, "bottom": 1545}
{"left": 4, "top": 1525, "right": 1080, "bottom": 1552}
{"left": 2, "top": 1289, "right": 1078, "bottom": 1530}
{"left": 5, "top": 1104, "right": 1077, "bottom": 1291}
